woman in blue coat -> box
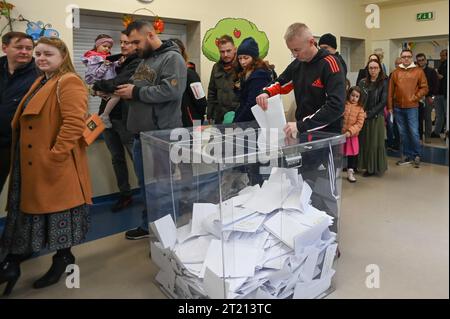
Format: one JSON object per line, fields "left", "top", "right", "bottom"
{"left": 233, "top": 37, "right": 273, "bottom": 123}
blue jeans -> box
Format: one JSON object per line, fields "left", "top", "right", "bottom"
{"left": 433, "top": 95, "right": 447, "bottom": 135}
{"left": 394, "top": 107, "right": 422, "bottom": 159}
{"left": 132, "top": 136, "right": 149, "bottom": 230}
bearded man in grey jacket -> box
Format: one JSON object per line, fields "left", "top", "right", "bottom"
{"left": 115, "top": 20, "right": 187, "bottom": 240}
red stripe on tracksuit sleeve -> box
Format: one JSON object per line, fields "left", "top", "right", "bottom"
{"left": 265, "top": 82, "right": 281, "bottom": 96}
{"left": 325, "top": 56, "right": 339, "bottom": 73}
{"left": 280, "top": 81, "right": 294, "bottom": 94}
{"left": 264, "top": 81, "right": 293, "bottom": 97}
{"left": 325, "top": 56, "right": 338, "bottom": 73}
{"left": 324, "top": 57, "right": 336, "bottom": 73}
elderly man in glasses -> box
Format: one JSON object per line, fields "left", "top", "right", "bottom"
{"left": 388, "top": 49, "right": 428, "bottom": 168}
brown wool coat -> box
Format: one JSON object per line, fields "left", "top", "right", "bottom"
{"left": 8, "top": 73, "right": 93, "bottom": 214}
{"left": 342, "top": 102, "right": 366, "bottom": 137}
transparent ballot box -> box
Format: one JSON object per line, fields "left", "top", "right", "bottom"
{"left": 140, "top": 122, "right": 345, "bottom": 299}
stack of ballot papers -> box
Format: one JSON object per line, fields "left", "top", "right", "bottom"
{"left": 149, "top": 167, "right": 339, "bottom": 299}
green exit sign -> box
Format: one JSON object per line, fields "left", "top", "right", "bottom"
{"left": 417, "top": 12, "right": 434, "bottom": 21}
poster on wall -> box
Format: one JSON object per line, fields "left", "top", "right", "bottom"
{"left": 402, "top": 42, "right": 416, "bottom": 51}
{"left": 202, "top": 18, "right": 269, "bottom": 62}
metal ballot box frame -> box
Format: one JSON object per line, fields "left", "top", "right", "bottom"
{"left": 140, "top": 122, "right": 345, "bottom": 299}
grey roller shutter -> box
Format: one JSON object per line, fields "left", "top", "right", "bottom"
{"left": 73, "top": 11, "right": 187, "bottom": 114}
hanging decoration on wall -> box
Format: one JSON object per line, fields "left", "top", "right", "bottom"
{"left": 0, "top": 0, "right": 28, "bottom": 38}
{"left": 122, "top": 8, "right": 165, "bottom": 34}
{"left": 0, "top": 0, "right": 14, "bottom": 34}
{"left": 402, "top": 42, "right": 416, "bottom": 51}
{"left": 202, "top": 18, "right": 270, "bottom": 62}
{"left": 25, "top": 20, "right": 60, "bottom": 40}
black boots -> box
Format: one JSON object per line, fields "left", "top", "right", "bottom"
{"left": 0, "top": 254, "right": 24, "bottom": 296}
{"left": 0, "top": 260, "right": 21, "bottom": 296}
{"left": 33, "top": 249, "right": 75, "bottom": 289}
{"left": 1, "top": 249, "right": 75, "bottom": 294}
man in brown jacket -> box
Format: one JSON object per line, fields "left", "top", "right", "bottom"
{"left": 388, "top": 49, "right": 428, "bottom": 168}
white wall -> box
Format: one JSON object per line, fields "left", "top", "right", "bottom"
{"left": 368, "top": 0, "right": 449, "bottom": 73}
{"left": 371, "top": 0, "right": 449, "bottom": 41}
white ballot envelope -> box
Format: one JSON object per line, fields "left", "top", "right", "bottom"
{"left": 190, "top": 82, "right": 206, "bottom": 99}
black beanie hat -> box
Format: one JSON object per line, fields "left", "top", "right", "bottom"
{"left": 237, "top": 37, "right": 259, "bottom": 58}
{"left": 319, "top": 33, "right": 337, "bottom": 50}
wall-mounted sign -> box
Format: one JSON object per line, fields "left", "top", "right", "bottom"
{"left": 416, "top": 12, "right": 434, "bottom": 21}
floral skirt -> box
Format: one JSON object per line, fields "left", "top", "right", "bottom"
{"left": 0, "top": 141, "right": 90, "bottom": 260}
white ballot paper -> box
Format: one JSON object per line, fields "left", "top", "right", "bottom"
{"left": 150, "top": 241, "right": 172, "bottom": 270}
{"left": 190, "top": 82, "right": 206, "bottom": 99}
{"left": 243, "top": 180, "right": 291, "bottom": 214}
{"left": 174, "top": 235, "right": 214, "bottom": 264}
{"left": 299, "top": 182, "right": 313, "bottom": 213}
{"left": 204, "top": 267, "right": 230, "bottom": 299}
{"left": 251, "top": 94, "right": 286, "bottom": 133}
{"left": 150, "top": 214, "right": 177, "bottom": 250}
{"left": 176, "top": 222, "right": 193, "bottom": 244}
{"left": 299, "top": 246, "right": 321, "bottom": 282}
{"left": 191, "top": 203, "right": 217, "bottom": 236}
{"left": 263, "top": 211, "right": 312, "bottom": 249}
{"left": 320, "top": 243, "right": 338, "bottom": 279}
{"left": 293, "top": 269, "right": 335, "bottom": 299}
{"left": 201, "top": 239, "right": 263, "bottom": 278}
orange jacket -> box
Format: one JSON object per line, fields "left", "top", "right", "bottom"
{"left": 388, "top": 64, "right": 429, "bottom": 111}
{"left": 342, "top": 102, "right": 366, "bottom": 137}
{"left": 9, "top": 73, "right": 93, "bottom": 214}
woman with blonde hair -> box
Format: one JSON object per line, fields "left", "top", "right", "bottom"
{"left": 0, "top": 37, "right": 92, "bottom": 296}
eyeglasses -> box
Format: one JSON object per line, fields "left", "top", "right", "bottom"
{"left": 401, "top": 55, "right": 413, "bottom": 59}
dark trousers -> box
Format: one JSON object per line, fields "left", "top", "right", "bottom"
{"left": 386, "top": 117, "right": 400, "bottom": 150}
{"left": 346, "top": 155, "right": 358, "bottom": 170}
{"left": 102, "top": 118, "right": 135, "bottom": 197}
{"left": 418, "top": 102, "right": 425, "bottom": 140}
{"left": 0, "top": 146, "right": 11, "bottom": 195}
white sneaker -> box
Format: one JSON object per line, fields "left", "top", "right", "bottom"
{"left": 347, "top": 169, "right": 356, "bottom": 183}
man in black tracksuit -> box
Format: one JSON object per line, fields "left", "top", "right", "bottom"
{"left": 257, "top": 26, "right": 345, "bottom": 134}
{"left": 256, "top": 23, "right": 346, "bottom": 237}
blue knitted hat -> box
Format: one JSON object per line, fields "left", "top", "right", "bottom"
{"left": 237, "top": 37, "right": 259, "bottom": 58}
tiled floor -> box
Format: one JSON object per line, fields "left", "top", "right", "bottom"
{"left": 2, "top": 158, "right": 449, "bottom": 299}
